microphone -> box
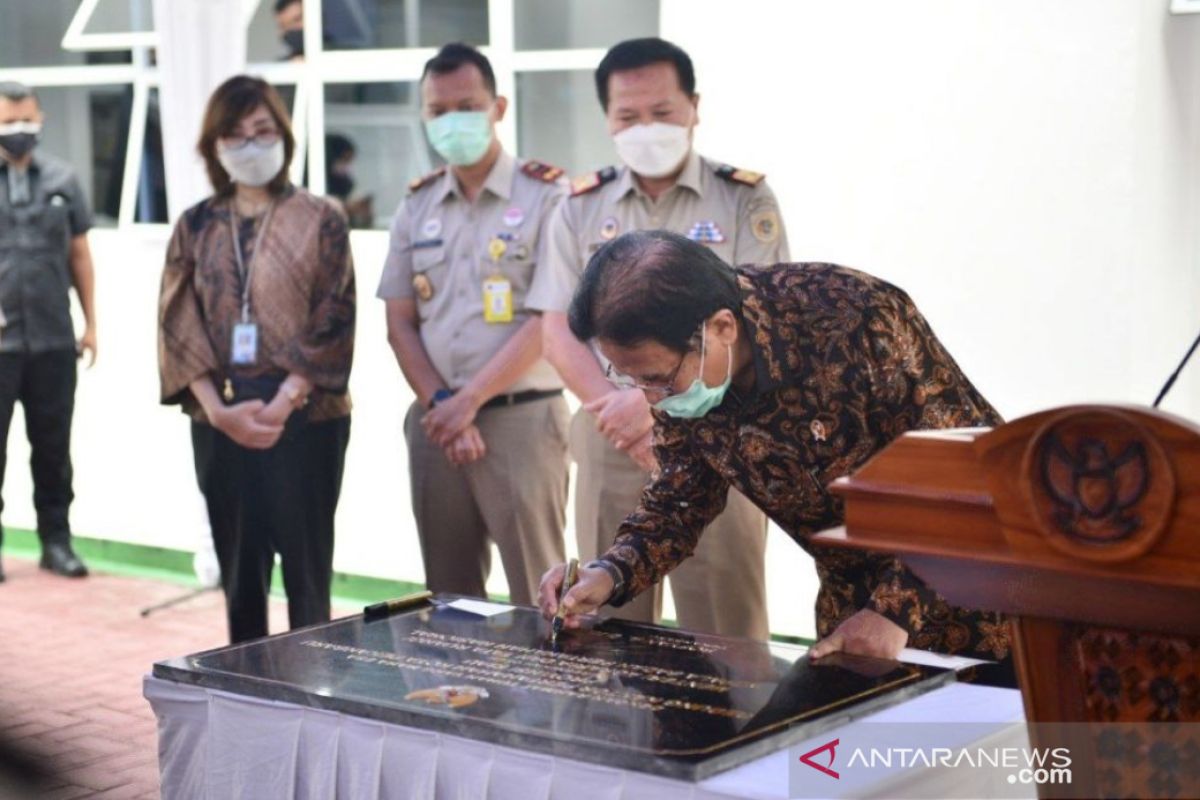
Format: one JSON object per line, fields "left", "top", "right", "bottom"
{"left": 1152, "top": 327, "right": 1200, "bottom": 408}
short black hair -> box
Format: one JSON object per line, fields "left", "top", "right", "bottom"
{"left": 422, "top": 43, "right": 497, "bottom": 98}
{"left": 569, "top": 230, "right": 741, "bottom": 354}
{"left": 0, "top": 81, "right": 38, "bottom": 105}
{"left": 274, "top": 0, "right": 300, "bottom": 13}
{"left": 325, "top": 133, "right": 355, "bottom": 164}
{"left": 594, "top": 37, "right": 696, "bottom": 112}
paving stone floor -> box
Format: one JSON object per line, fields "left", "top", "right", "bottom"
{"left": 0, "top": 555, "right": 295, "bottom": 799}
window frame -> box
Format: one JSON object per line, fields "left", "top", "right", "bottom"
{"left": 0, "top": 0, "right": 658, "bottom": 231}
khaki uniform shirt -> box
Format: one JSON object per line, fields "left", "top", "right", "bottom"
{"left": 378, "top": 150, "right": 566, "bottom": 393}
{"left": 526, "top": 150, "right": 789, "bottom": 315}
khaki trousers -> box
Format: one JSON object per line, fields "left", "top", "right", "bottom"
{"left": 405, "top": 397, "right": 569, "bottom": 606}
{"left": 569, "top": 410, "right": 770, "bottom": 641}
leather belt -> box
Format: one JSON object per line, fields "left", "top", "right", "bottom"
{"left": 479, "top": 388, "right": 563, "bottom": 410}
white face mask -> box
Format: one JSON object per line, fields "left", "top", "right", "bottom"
{"left": 217, "top": 139, "right": 285, "bottom": 188}
{"left": 613, "top": 122, "right": 691, "bottom": 178}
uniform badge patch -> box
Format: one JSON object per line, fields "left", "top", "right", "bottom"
{"left": 751, "top": 209, "right": 780, "bottom": 244}
{"left": 413, "top": 274, "right": 434, "bottom": 302}
{"left": 502, "top": 207, "right": 524, "bottom": 227}
{"left": 422, "top": 218, "right": 442, "bottom": 239}
{"left": 600, "top": 217, "right": 620, "bottom": 240}
{"left": 687, "top": 220, "right": 726, "bottom": 244}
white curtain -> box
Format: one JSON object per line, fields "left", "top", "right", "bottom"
{"left": 152, "top": 0, "right": 250, "bottom": 222}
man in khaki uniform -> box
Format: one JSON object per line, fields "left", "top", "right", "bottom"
{"left": 380, "top": 43, "right": 569, "bottom": 605}
{"left": 527, "top": 38, "right": 789, "bottom": 641}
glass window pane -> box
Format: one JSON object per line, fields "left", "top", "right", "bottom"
{"left": 247, "top": 0, "right": 304, "bottom": 62}
{"left": 0, "top": 0, "right": 131, "bottom": 67}
{"left": 81, "top": 0, "right": 154, "bottom": 34}
{"left": 514, "top": 0, "right": 658, "bottom": 50}
{"left": 33, "top": 85, "right": 133, "bottom": 228}
{"left": 135, "top": 88, "right": 166, "bottom": 223}
{"left": 516, "top": 70, "right": 615, "bottom": 177}
{"left": 323, "top": 82, "right": 429, "bottom": 230}
{"left": 323, "top": 0, "right": 488, "bottom": 51}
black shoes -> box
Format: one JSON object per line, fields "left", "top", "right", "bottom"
{"left": 40, "top": 543, "right": 88, "bottom": 578}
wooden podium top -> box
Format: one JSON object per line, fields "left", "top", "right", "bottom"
{"left": 814, "top": 405, "right": 1200, "bottom": 638}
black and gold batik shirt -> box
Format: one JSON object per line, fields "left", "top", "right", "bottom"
{"left": 599, "top": 263, "right": 1012, "bottom": 661}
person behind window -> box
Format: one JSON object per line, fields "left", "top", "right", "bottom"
{"left": 157, "top": 76, "right": 355, "bottom": 644}
{"left": 325, "top": 132, "right": 373, "bottom": 228}
{"left": 0, "top": 81, "right": 97, "bottom": 582}
{"left": 274, "top": 0, "right": 305, "bottom": 61}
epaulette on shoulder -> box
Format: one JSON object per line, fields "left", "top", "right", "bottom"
{"left": 521, "top": 159, "right": 565, "bottom": 184}
{"left": 407, "top": 166, "right": 446, "bottom": 194}
{"left": 570, "top": 166, "right": 618, "bottom": 197}
{"left": 714, "top": 164, "right": 765, "bottom": 187}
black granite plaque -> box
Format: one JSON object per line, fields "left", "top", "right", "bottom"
{"left": 153, "top": 596, "right": 954, "bottom": 780}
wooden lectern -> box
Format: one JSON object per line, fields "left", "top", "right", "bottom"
{"left": 815, "top": 405, "right": 1200, "bottom": 797}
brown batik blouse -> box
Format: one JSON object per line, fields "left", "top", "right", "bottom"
{"left": 600, "top": 263, "right": 1012, "bottom": 661}
{"left": 158, "top": 187, "right": 355, "bottom": 423}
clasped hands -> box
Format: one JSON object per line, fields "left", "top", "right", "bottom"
{"left": 584, "top": 388, "right": 658, "bottom": 473}
{"left": 422, "top": 390, "right": 486, "bottom": 467}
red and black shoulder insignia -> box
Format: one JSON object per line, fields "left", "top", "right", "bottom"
{"left": 715, "top": 164, "right": 765, "bottom": 187}
{"left": 407, "top": 166, "right": 446, "bottom": 194}
{"left": 521, "top": 159, "right": 565, "bottom": 184}
{"left": 570, "top": 166, "right": 619, "bottom": 197}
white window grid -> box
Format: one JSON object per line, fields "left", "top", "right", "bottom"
{"left": 0, "top": 0, "right": 625, "bottom": 230}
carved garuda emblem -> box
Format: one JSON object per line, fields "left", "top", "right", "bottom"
{"left": 1040, "top": 436, "right": 1148, "bottom": 543}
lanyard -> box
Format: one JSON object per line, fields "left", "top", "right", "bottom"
{"left": 229, "top": 201, "right": 275, "bottom": 324}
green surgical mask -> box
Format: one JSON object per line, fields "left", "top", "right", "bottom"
{"left": 654, "top": 329, "right": 732, "bottom": 419}
{"left": 424, "top": 111, "right": 492, "bottom": 166}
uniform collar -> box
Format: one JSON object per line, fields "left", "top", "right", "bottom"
{"left": 436, "top": 147, "right": 514, "bottom": 204}
{"left": 615, "top": 149, "right": 704, "bottom": 201}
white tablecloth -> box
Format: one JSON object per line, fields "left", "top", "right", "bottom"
{"left": 145, "top": 676, "right": 1027, "bottom": 800}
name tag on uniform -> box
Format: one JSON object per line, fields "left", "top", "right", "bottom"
{"left": 482, "top": 276, "right": 513, "bottom": 323}
{"left": 231, "top": 322, "right": 259, "bottom": 365}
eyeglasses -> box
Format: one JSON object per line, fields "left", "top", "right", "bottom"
{"left": 218, "top": 131, "right": 281, "bottom": 151}
{"left": 605, "top": 349, "right": 690, "bottom": 401}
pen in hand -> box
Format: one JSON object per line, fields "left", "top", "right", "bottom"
{"left": 550, "top": 558, "right": 580, "bottom": 644}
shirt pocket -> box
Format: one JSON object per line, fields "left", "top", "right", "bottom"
{"left": 37, "top": 199, "right": 72, "bottom": 251}
{"left": 410, "top": 245, "right": 448, "bottom": 321}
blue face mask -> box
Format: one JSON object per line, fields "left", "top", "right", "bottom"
{"left": 654, "top": 329, "right": 732, "bottom": 419}
{"left": 424, "top": 110, "right": 493, "bottom": 166}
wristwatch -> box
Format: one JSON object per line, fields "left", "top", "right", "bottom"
{"left": 584, "top": 559, "right": 625, "bottom": 605}
{"left": 429, "top": 388, "right": 454, "bottom": 409}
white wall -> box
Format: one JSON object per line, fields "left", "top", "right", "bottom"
{"left": 5, "top": 2, "right": 1199, "bottom": 643}
{"left": 663, "top": 0, "right": 1200, "bottom": 637}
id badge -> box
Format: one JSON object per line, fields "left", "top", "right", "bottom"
{"left": 483, "top": 275, "right": 513, "bottom": 323}
{"left": 231, "top": 322, "right": 259, "bottom": 365}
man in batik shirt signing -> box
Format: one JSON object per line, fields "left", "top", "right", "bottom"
{"left": 538, "top": 231, "right": 1012, "bottom": 682}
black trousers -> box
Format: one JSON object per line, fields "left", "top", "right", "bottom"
{"left": 191, "top": 415, "right": 350, "bottom": 643}
{"left": 0, "top": 350, "right": 77, "bottom": 548}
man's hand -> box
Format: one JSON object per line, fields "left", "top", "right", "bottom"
{"left": 212, "top": 401, "right": 284, "bottom": 450}
{"left": 443, "top": 424, "right": 486, "bottom": 466}
{"left": 809, "top": 609, "right": 909, "bottom": 661}
{"left": 538, "top": 563, "right": 616, "bottom": 630}
{"left": 77, "top": 325, "right": 97, "bottom": 368}
{"left": 625, "top": 429, "right": 658, "bottom": 474}
{"left": 423, "top": 391, "right": 479, "bottom": 447}
{"left": 583, "top": 389, "right": 654, "bottom": 450}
